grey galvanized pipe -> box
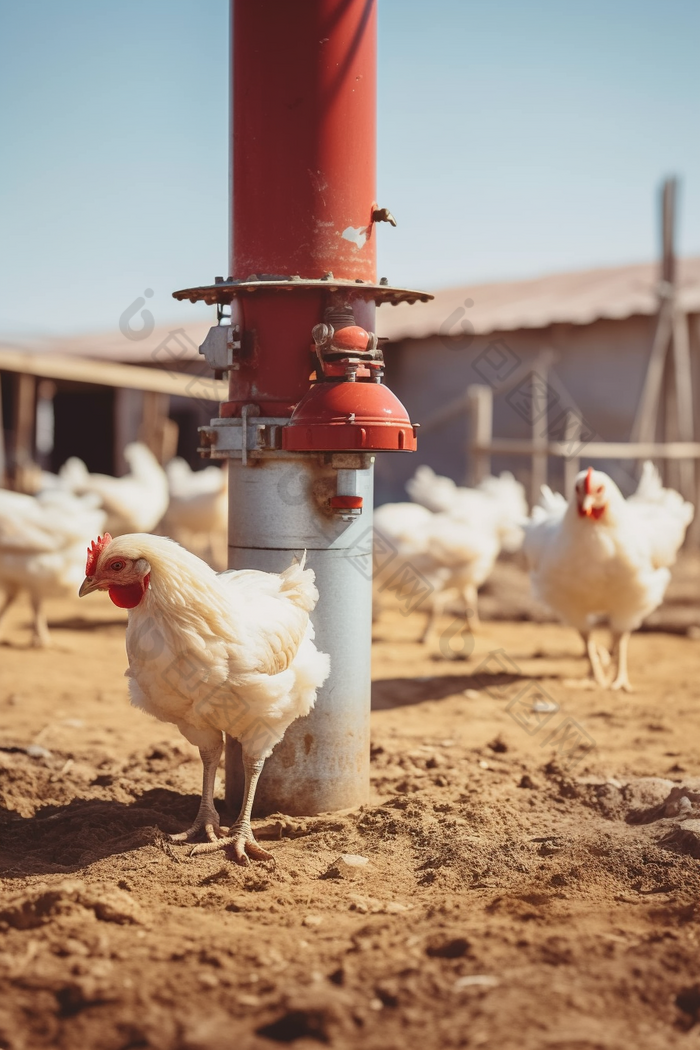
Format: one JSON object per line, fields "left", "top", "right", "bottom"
{"left": 224, "top": 453, "right": 374, "bottom": 816}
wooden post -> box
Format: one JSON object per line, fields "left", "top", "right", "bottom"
{"left": 139, "top": 391, "right": 177, "bottom": 464}
{"left": 466, "top": 384, "right": 492, "bottom": 486}
{"left": 671, "top": 309, "right": 695, "bottom": 502}
{"left": 632, "top": 296, "right": 674, "bottom": 445}
{"left": 13, "top": 373, "right": 36, "bottom": 491}
{"left": 0, "top": 372, "right": 6, "bottom": 487}
{"left": 632, "top": 178, "right": 681, "bottom": 454}
{"left": 563, "top": 410, "right": 582, "bottom": 497}
{"left": 530, "top": 357, "right": 549, "bottom": 507}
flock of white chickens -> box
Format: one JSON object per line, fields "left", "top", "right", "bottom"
{"left": 0, "top": 445, "right": 694, "bottom": 862}
{"left": 375, "top": 461, "right": 693, "bottom": 690}
{"left": 0, "top": 443, "right": 226, "bottom": 645}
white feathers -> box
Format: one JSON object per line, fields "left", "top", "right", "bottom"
{"left": 375, "top": 467, "right": 528, "bottom": 633}
{"left": 58, "top": 442, "right": 169, "bottom": 535}
{"left": 523, "top": 463, "right": 694, "bottom": 634}
{"left": 161, "top": 458, "right": 227, "bottom": 565}
{"left": 108, "top": 535, "right": 329, "bottom": 761}
{"left": 407, "top": 465, "right": 528, "bottom": 552}
{"left": 0, "top": 488, "right": 107, "bottom": 644}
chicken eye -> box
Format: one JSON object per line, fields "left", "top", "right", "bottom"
{"left": 110, "top": 561, "right": 125, "bottom": 571}
{"left": 596, "top": 486, "right": 604, "bottom": 494}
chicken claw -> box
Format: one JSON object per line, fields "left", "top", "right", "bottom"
{"left": 189, "top": 820, "right": 274, "bottom": 865}
{"left": 169, "top": 805, "right": 229, "bottom": 844}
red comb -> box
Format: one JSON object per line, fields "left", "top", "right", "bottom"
{"left": 85, "top": 533, "right": 113, "bottom": 576}
{"left": 584, "top": 467, "right": 593, "bottom": 495}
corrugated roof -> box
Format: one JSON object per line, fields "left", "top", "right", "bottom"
{"left": 14, "top": 320, "right": 213, "bottom": 365}
{"left": 375, "top": 258, "right": 700, "bottom": 343}
{"left": 3, "top": 259, "right": 699, "bottom": 364}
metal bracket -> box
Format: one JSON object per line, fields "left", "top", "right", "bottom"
{"left": 199, "top": 324, "right": 242, "bottom": 375}
{"left": 198, "top": 413, "right": 290, "bottom": 462}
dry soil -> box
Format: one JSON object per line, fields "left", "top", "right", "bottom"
{"left": 1, "top": 562, "right": 700, "bottom": 1050}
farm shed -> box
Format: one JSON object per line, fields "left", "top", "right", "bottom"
{"left": 0, "top": 319, "right": 224, "bottom": 487}
{"left": 374, "top": 258, "right": 700, "bottom": 504}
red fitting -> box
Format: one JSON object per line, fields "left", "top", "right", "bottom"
{"left": 330, "top": 495, "right": 364, "bottom": 510}
{"left": 282, "top": 380, "right": 417, "bottom": 452}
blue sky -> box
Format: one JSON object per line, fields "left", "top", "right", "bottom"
{"left": 1, "top": 0, "right": 698, "bottom": 335}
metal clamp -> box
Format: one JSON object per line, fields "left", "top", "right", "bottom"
{"left": 199, "top": 324, "right": 242, "bottom": 375}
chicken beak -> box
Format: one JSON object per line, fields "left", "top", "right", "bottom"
{"left": 580, "top": 495, "right": 595, "bottom": 517}
{"left": 79, "top": 576, "right": 100, "bottom": 597}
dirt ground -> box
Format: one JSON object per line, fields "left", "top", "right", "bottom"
{"left": 2, "top": 559, "right": 700, "bottom": 1050}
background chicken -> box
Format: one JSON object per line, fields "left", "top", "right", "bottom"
{"left": 406, "top": 465, "right": 528, "bottom": 553}
{"left": 523, "top": 463, "right": 694, "bottom": 690}
{"left": 59, "top": 442, "right": 169, "bottom": 535}
{"left": 79, "top": 533, "right": 330, "bottom": 863}
{"left": 373, "top": 467, "right": 527, "bottom": 643}
{"left": 0, "top": 489, "right": 106, "bottom": 646}
{"left": 374, "top": 501, "right": 500, "bottom": 644}
{"left": 160, "top": 458, "right": 227, "bottom": 568}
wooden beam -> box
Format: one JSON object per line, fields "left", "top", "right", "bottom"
{"left": 471, "top": 439, "right": 700, "bottom": 459}
{"left": 0, "top": 347, "right": 227, "bottom": 402}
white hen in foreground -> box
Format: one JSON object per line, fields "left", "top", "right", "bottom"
{"left": 60, "top": 442, "right": 169, "bottom": 535}
{"left": 79, "top": 533, "right": 330, "bottom": 863}
{"left": 523, "top": 464, "right": 693, "bottom": 691}
{"left": 0, "top": 489, "right": 106, "bottom": 645}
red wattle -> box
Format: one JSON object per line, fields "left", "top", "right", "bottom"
{"left": 108, "top": 574, "right": 150, "bottom": 609}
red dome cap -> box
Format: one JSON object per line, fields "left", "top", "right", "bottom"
{"left": 283, "top": 381, "right": 417, "bottom": 452}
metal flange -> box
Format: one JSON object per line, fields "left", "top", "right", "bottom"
{"left": 172, "top": 275, "right": 434, "bottom": 307}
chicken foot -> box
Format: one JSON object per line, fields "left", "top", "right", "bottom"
{"left": 610, "top": 630, "right": 632, "bottom": 692}
{"left": 191, "top": 753, "right": 273, "bottom": 865}
{"left": 170, "top": 739, "right": 228, "bottom": 844}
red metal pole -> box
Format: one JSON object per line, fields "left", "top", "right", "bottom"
{"left": 174, "top": 0, "right": 430, "bottom": 817}
{"left": 225, "top": 0, "right": 378, "bottom": 419}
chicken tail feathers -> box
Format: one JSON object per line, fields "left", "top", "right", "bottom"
{"left": 280, "top": 552, "right": 318, "bottom": 612}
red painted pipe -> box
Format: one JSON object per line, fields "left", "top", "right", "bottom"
{"left": 225, "top": 0, "right": 378, "bottom": 419}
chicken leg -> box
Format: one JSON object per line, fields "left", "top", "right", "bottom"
{"left": 29, "top": 593, "right": 51, "bottom": 648}
{"left": 170, "top": 738, "right": 228, "bottom": 844}
{"left": 0, "top": 587, "right": 19, "bottom": 643}
{"left": 580, "top": 631, "right": 611, "bottom": 688}
{"left": 191, "top": 751, "right": 273, "bottom": 865}
{"left": 610, "top": 630, "right": 632, "bottom": 692}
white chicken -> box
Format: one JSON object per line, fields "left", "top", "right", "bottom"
{"left": 373, "top": 467, "right": 527, "bottom": 642}
{"left": 523, "top": 464, "right": 694, "bottom": 691}
{"left": 60, "top": 442, "right": 169, "bottom": 535}
{"left": 78, "top": 533, "right": 330, "bottom": 864}
{"left": 406, "top": 466, "right": 528, "bottom": 553}
{"left": 373, "top": 501, "right": 499, "bottom": 643}
{"left": 0, "top": 489, "right": 106, "bottom": 646}
{"left": 160, "top": 458, "right": 227, "bottom": 567}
